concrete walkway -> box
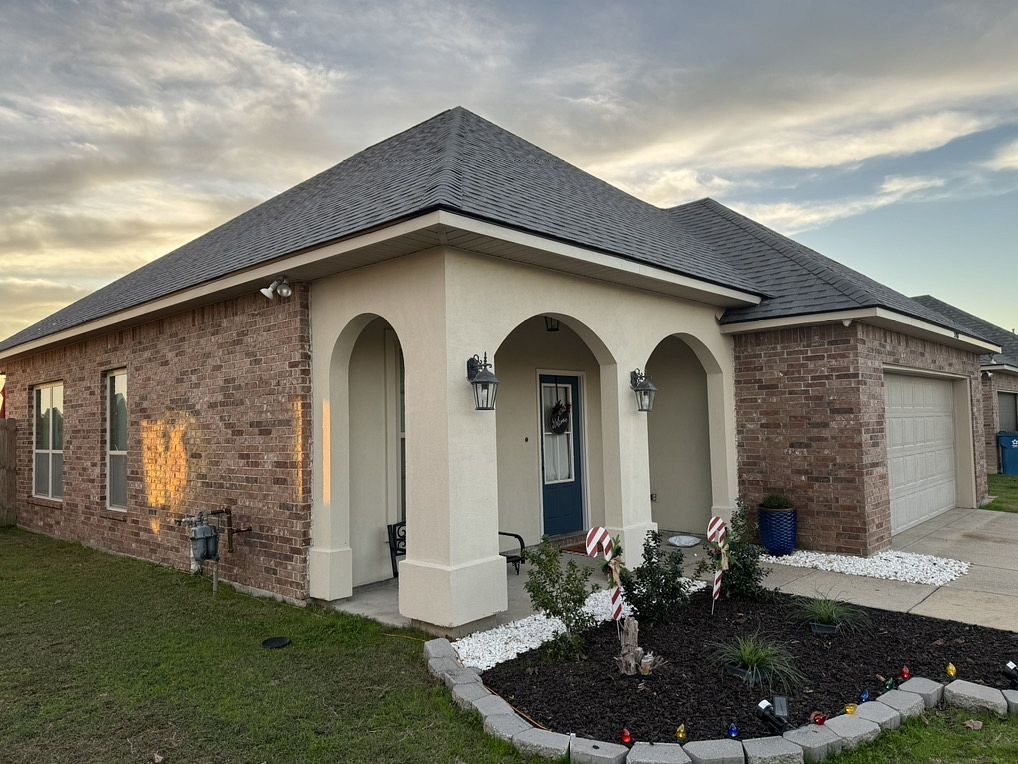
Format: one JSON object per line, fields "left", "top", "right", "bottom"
{"left": 767, "top": 508, "right": 1018, "bottom": 632}
{"left": 332, "top": 508, "right": 1018, "bottom": 634}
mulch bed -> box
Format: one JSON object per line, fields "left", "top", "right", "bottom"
{"left": 482, "top": 589, "right": 1018, "bottom": 743}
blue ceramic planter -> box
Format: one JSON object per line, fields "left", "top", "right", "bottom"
{"left": 758, "top": 506, "right": 797, "bottom": 556}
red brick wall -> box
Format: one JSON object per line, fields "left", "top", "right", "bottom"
{"left": 735, "top": 322, "right": 985, "bottom": 556}
{"left": 735, "top": 323, "right": 870, "bottom": 554}
{"left": 985, "top": 372, "right": 1018, "bottom": 473}
{"left": 855, "top": 323, "right": 986, "bottom": 552}
{"left": 0, "top": 286, "right": 312, "bottom": 602}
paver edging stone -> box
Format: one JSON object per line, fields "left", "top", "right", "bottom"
{"left": 943, "top": 679, "right": 1009, "bottom": 717}
{"left": 424, "top": 642, "right": 1018, "bottom": 763}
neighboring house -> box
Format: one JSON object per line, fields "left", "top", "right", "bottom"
{"left": 0, "top": 108, "right": 1000, "bottom": 630}
{"left": 912, "top": 295, "right": 1018, "bottom": 473}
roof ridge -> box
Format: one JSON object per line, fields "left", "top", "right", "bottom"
{"left": 698, "top": 198, "right": 873, "bottom": 309}
{"left": 427, "top": 106, "right": 465, "bottom": 207}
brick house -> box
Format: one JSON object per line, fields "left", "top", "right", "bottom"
{"left": 0, "top": 108, "right": 999, "bottom": 630}
{"left": 912, "top": 295, "right": 1018, "bottom": 475}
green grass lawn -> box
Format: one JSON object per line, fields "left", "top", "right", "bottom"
{"left": 985, "top": 473, "right": 1018, "bottom": 513}
{"left": 0, "top": 528, "right": 540, "bottom": 764}
{"left": 3, "top": 528, "right": 1017, "bottom": 763}
{"left": 829, "top": 709, "right": 1018, "bottom": 763}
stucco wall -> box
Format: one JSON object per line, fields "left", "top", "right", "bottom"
{"left": 310, "top": 245, "right": 739, "bottom": 627}
{"left": 494, "top": 317, "right": 604, "bottom": 546}
{"left": 646, "top": 335, "right": 712, "bottom": 533}
{"left": 0, "top": 288, "right": 313, "bottom": 601}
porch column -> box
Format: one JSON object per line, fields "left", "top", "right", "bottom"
{"left": 707, "top": 367, "right": 739, "bottom": 519}
{"left": 397, "top": 321, "right": 507, "bottom": 631}
{"left": 601, "top": 363, "right": 657, "bottom": 562}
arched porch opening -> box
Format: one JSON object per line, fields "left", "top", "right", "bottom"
{"left": 644, "top": 333, "right": 720, "bottom": 535}
{"left": 493, "top": 314, "right": 615, "bottom": 547}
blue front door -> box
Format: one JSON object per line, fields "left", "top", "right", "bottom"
{"left": 540, "top": 374, "right": 584, "bottom": 536}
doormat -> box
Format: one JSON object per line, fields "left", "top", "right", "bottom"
{"left": 559, "top": 542, "right": 588, "bottom": 555}
{"left": 667, "top": 534, "right": 702, "bottom": 548}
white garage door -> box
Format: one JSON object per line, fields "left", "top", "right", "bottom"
{"left": 885, "top": 373, "right": 957, "bottom": 534}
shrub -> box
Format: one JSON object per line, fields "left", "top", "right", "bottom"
{"left": 524, "top": 539, "right": 595, "bottom": 659}
{"left": 793, "top": 594, "right": 869, "bottom": 632}
{"left": 760, "top": 493, "right": 794, "bottom": 509}
{"left": 694, "top": 499, "right": 770, "bottom": 601}
{"left": 618, "top": 531, "right": 689, "bottom": 626}
{"left": 712, "top": 634, "right": 806, "bottom": 693}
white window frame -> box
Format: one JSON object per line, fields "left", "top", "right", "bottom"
{"left": 107, "top": 369, "right": 128, "bottom": 511}
{"left": 32, "top": 381, "right": 64, "bottom": 501}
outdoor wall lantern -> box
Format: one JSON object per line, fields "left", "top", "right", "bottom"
{"left": 630, "top": 369, "right": 657, "bottom": 412}
{"left": 544, "top": 316, "right": 561, "bottom": 332}
{"left": 260, "top": 276, "right": 293, "bottom": 300}
{"left": 467, "top": 353, "right": 500, "bottom": 411}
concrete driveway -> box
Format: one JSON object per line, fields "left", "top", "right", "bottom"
{"left": 767, "top": 508, "right": 1018, "bottom": 632}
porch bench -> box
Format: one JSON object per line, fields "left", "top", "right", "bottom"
{"left": 386, "top": 522, "right": 526, "bottom": 578}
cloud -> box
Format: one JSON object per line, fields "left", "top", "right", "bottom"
{"left": 985, "top": 138, "right": 1018, "bottom": 171}
{"left": 0, "top": 278, "right": 92, "bottom": 340}
{"left": 737, "top": 175, "right": 947, "bottom": 233}
{"left": 2, "top": 0, "right": 1018, "bottom": 341}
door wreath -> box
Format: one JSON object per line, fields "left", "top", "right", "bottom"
{"left": 549, "top": 400, "right": 571, "bottom": 434}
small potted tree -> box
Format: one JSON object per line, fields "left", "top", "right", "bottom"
{"left": 757, "top": 494, "right": 797, "bottom": 556}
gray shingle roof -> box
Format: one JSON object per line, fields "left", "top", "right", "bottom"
{"left": 911, "top": 295, "right": 1018, "bottom": 367}
{"left": 668, "top": 198, "right": 985, "bottom": 334}
{"left": 0, "top": 107, "right": 759, "bottom": 353}
{"left": 0, "top": 107, "right": 988, "bottom": 355}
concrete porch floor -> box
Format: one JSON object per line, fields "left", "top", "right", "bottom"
{"left": 330, "top": 509, "right": 1018, "bottom": 635}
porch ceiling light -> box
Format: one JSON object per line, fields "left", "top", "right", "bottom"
{"left": 544, "top": 316, "right": 560, "bottom": 332}
{"left": 260, "top": 276, "right": 293, "bottom": 300}
{"left": 467, "top": 352, "right": 500, "bottom": 411}
{"left": 630, "top": 369, "right": 657, "bottom": 412}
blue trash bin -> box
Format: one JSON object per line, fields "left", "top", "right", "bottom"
{"left": 998, "top": 432, "right": 1018, "bottom": 476}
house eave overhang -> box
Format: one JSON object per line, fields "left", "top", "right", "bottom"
{"left": 982, "top": 363, "right": 1018, "bottom": 375}
{"left": 720, "top": 307, "right": 1001, "bottom": 354}
{"left": 0, "top": 209, "right": 761, "bottom": 364}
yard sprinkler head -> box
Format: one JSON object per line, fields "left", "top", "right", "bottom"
{"left": 755, "top": 699, "right": 791, "bottom": 733}
{"left": 1004, "top": 660, "right": 1018, "bottom": 689}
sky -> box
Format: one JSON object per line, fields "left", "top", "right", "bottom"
{"left": 1, "top": 0, "right": 1018, "bottom": 346}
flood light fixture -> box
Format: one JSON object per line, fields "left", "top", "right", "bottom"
{"left": 260, "top": 276, "right": 292, "bottom": 300}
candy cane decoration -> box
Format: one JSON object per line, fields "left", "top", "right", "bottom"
{"left": 706, "top": 515, "right": 730, "bottom": 615}
{"left": 586, "top": 526, "right": 623, "bottom": 621}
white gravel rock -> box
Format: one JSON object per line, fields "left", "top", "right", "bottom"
{"left": 453, "top": 580, "right": 706, "bottom": 671}
{"left": 760, "top": 549, "right": 968, "bottom": 586}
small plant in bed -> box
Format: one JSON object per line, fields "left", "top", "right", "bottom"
{"left": 695, "top": 499, "right": 771, "bottom": 600}
{"left": 794, "top": 594, "right": 868, "bottom": 636}
{"left": 618, "top": 530, "right": 689, "bottom": 626}
{"left": 713, "top": 634, "right": 806, "bottom": 693}
{"left": 524, "top": 538, "right": 595, "bottom": 660}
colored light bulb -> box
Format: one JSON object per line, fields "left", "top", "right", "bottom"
{"left": 810, "top": 712, "right": 827, "bottom": 726}
{"left": 726, "top": 722, "right": 740, "bottom": 738}
{"left": 621, "top": 728, "right": 632, "bottom": 745}
{"left": 901, "top": 665, "right": 911, "bottom": 681}
{"left": 883, "top": 678, "right": 896, "bottom": 691}
{"left": 845, "top": 703, "right": 858, "bottom": 715}
{"left": 859, "top": 689, "right": 870, "bottom": 703}
{"left": 947, "top": 662, "right": 957, "bottom": 678}
{"left": 675, "top": 724, "right": 687, "bottom": 743}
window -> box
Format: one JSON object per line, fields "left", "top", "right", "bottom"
{"left": 107, "top": 371, "right": 128, "bottom": 510}
{"left": 1000, "top": 392, "right": 1018, "bottom": 434}
{"left": 34, "top": 383, "right": 64, "bottom": 499}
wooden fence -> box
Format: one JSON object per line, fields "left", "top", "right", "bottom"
{"left": 0, "top": 419, "right": 15, "bottom": 526}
